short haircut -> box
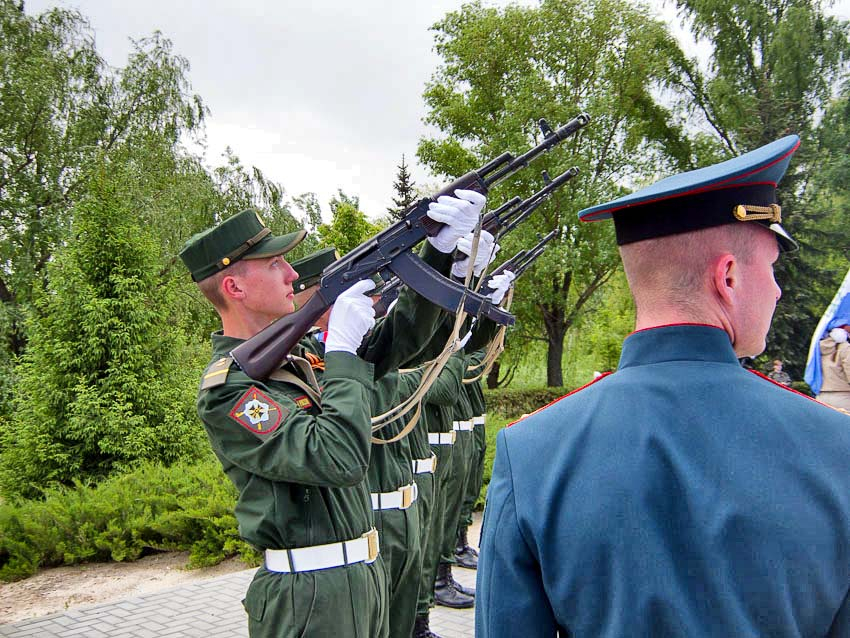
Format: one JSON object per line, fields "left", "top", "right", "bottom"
{"left": 197, "top": 259, "right": 250, "bottom": 310}
{"left": 620, "top": 224, "right": 757, "bottom": 318}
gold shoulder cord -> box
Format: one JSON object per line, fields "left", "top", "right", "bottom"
{"left": 371, "top": 223, "right": 492, "bottom": 444}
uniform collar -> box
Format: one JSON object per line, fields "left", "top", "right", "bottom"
{"left": 618, "top": 324, "right": 740, "bottom": 369}
{"left": 211, "top": 331, "right": 243, "bottom": 357}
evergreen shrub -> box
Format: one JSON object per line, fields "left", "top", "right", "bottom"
{"left": 0, "top": 456, "right": 259, "bottom": 582}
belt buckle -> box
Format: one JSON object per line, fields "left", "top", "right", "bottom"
{"left": 431, "top": 454, "right": 437, "bottom": 471}
{"left": 401, "top": 485, "right": 413, "bottom": 509}
{"left": 451, "top": 430, "right": 457, "bottom": 444}
{"left": 363, "top": 528, "right": 379, "bottom": 562}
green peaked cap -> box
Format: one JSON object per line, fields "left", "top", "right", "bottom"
{"left": 179, "top": 209, "right": 306, "bottom": 282}
{"left": 291, "top": 247, "right": 340, "bottom": 291}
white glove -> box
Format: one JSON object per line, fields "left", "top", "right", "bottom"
{"left": 325, "top": 279, "right": 377, "bottom": 354}
{"left": 829, "top": 327, "right": 849, "bottom": 344}
{"left": 426, "top": 189, "right": 486, "bottom": 253}
{"left": 486, "top": 270, "right": 515, "bottom": 305}
{"left": 451, "top": 230, "right": 500, "bottom": 277}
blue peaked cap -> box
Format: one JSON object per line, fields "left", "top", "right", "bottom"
{"left": 579, "top": 135, "right": 800, "bottom": 251}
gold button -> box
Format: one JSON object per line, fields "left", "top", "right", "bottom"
{"left": 222, "top": 257, "right": 231, "bottom": 266}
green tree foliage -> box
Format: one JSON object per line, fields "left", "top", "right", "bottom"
{"left": 418, "top": 0, "right": 695, "bottom": 385}
{"left": 317, "top": 190, "right": 382, "bottom": 255}
{"left": 0, "top": 158, "right": 207, "bottom": 499}
{"left": 672, "top": 0, "right": 850, "bottom": 376}
{"left": 387, "top": 154, "right": 418, "bottom": 220}
{"left": 0, "top": 2, "right": 206, "bottom": 358}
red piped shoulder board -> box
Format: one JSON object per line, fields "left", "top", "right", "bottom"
{"left": 229, "top": 386, "right": 287, "bottom": 434}
{"left": 747, "top": 369, "right": 827, "bottom": 405}
{"left": 508, "top": 372, "right": 613, "bottom": 428}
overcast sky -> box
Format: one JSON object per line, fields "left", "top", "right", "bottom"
{"left": 24, "top": 0, "right": 850, "bottom": 221}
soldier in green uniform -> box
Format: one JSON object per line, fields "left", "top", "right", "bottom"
{"left": 179, "top": 192, "right": 485, "bottom": 638}
{"left": 412, "top": 351, "right": 470, "bottom": 635}
{"left": 293, "top": 247, "right": 425, "bottom": 638}
{"left": 370, "top": 372, "right": 423, "bottom": 638}
{"left": 454, "top": 349, "right": 489, "bottom": 570}
{"left": 435, "top": 358, "right": 477, "bottom": 601}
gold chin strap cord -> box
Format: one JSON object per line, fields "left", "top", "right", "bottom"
{"left": 733, "top": 203, "right": 781, "bottom": 223}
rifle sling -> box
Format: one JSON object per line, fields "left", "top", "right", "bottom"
{"left": 267, "top": 356, "right": 323, "bottom": 407}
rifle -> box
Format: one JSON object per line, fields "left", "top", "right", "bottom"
{"left": 231, "top": 113, "right": 590, "bottom": 379}
{"left": 376, "top": 166, "right": 579, "bottom": 316}
{"left": 450, "top": 165, "right": 579, "bottom": 263}
{"left": 372, "top": 277, "right": 404, "bottom": 319}
{"left": 485, "top": 167, "right": 579, "bottom": 238}
{"left": 479, "top": 230, "right": 558, "bottom": 297}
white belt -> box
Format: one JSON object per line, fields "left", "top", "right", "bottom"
{"left": 412, "top": 454, "right": 437, "bottom": 474}
{"left": 472, "top": 415, "right": 486, "bottom": 426}
{"left": 428, "top": 431, "right": 456, "bottom": 445}
{"left": 371, "top": 482, "right": 418, "bottom": 510}
{"left": 452, "top": 420, "right": 474, "bottom": 431}
{"left": 264, "top": 528, "right": 379, "bottom": 573}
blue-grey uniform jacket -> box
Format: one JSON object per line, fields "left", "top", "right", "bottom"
{"left": 477, "top": 324, "right": 850, "bottom": 638}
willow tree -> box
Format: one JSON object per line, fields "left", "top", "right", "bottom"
{"left": 0, "top": 2, "right": 206, "bottom": 357}
{"left": 418, "top": 0, "right": 696, "bottom": 385}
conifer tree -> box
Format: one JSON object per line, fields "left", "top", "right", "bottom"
{"left": 388, "top": 154, "right": 417, "bottom": 220}
{"left": 0, "top": 158, "right": 205, "bottom": 498}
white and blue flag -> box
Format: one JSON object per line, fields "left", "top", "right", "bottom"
{"left": 804, "top": 265, "right": 850, "bottom": 395}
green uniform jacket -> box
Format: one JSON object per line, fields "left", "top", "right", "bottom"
{"left": 196, "top": 242, "right": 453, "bottom": 552}
{"left": 199, "top": 336, "right": 375, "bottom": 550}
{"left": 368, "top": 372, "right": 415, "bottom": 492}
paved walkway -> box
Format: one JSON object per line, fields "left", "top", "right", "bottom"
{"left": 0, "top": 518, "right": 481, "bottom": 638}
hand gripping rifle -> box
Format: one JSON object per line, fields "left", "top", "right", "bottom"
{"left": 375, "top": 167, "right": 578, "bottom": 317}
{"left": 231, "top": 113, "right": 590, "bottom": 379}
{"left": 479, "top": 229, "right": 559, "bottom": 297}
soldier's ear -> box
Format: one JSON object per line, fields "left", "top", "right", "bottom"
{"left": 221, "top": 275, "right": 246, "bottom": 301}
{"left": 711, "top": 252, "right": 738, "bottom": 307}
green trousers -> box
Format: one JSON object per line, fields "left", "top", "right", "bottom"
{"left": 440, "top": 429, "right": 473, "bottom": 563}
{"left": 458, "top": 419, "right": 486, "bottom": 535}
{"left": 243, "top": 557, "right": 388, "bottom": 638}
{"left": 374, "top": 501, "right": 421, "bottom": 638}
{"left": 412, "top": 468, "right": 435, "bottom": 616}
{"left": 421, "top": 443, "right": 453, "bottom": 609}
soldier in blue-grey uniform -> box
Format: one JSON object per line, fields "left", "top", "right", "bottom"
{"left": 476, "top": 135, "right": 850, "bottom": 638}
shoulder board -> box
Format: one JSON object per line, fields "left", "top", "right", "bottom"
{"left": 200, "top": 356, "right": 234, "bottom": 390}
{"left": 747, "top": 369, "right": 819, "bottom": 401}
{"left": 508, "top": 371, "right": 612, "bottom": 428}
{"left": 748, "top": 369, "right": 849, "bottom": 413}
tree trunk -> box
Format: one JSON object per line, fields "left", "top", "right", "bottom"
{"left": 542, "top": 304, "right": 567, "bottom": 387}
{"left": 545, "top": 325, "right": 566, "bottom": 387}
{"left": 486, "top": 361, "right": 500, "bottom": 389}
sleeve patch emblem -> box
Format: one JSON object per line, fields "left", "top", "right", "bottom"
{"left": 294, "top": 395, "right": 313, "bottom": 409}
{"left": 229, "top": 386, "right": 287, "bottom": 434}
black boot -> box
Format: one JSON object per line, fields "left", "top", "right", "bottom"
{"left": 449, "top": 563, "right": 476, "bottom": 597}
{"left": 455, "top": 526, "right": 479, "bottom": 569}
{"left": 434, "top": 562, "right": 475, "bottom": 608}
{"left": 413, "top": 613, "right": 442, "bottom": 638}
